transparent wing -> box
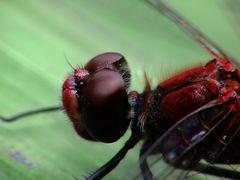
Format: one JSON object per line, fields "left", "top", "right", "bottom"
{"left": 221, "top": 0, "right": 240, "bottom": 48}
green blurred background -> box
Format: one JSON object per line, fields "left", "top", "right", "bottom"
{"left": 0, "top": 0, "right": 239, "bottom": 179}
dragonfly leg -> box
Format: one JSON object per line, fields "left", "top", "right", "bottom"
{"left": 0, "top": 106, "right": 62, "bottom": 122}
{"left": 139, "top": 142, "right": 154, "bottom": 180}
{"left": 180, "top": 162, "right": 240, "bottom": 179}
{"left": 85, "top": 133, "right": 141, "bottom": 180}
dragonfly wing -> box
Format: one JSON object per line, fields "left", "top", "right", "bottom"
{"left": 138, "top": 98, "right": 238, "bottom": 178}
{"left": 146, "top": 0, "right": 240, "bottom": 66}
{"left": 155, "top": 99, "right": 234, "bottom": 167}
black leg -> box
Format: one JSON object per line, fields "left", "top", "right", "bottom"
{"left": 85, "top": 133, "right": 141, "bottom": 180}
{"left": 183, "top": 162, "right": 240, "bottom": 179}
{"left": 0, "top": 106, "right": 62, "bottom": 122}
{"left": 139, "top": 143, "right": 154, "bottom": 180}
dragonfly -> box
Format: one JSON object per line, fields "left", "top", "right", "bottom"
{"left": 1, "top": 0, "right": 240, "bottom": 179}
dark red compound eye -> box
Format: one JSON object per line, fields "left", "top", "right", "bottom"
{"left": 85, "top": 52, "right": 131, "bottom": 89}
{"left": 62, "top": 52, "right": 131, "bottom": 143}
{"left": 82, "top": 69, "right": 130, "bottom": 142}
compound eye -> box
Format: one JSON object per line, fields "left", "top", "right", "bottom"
{"left": 62, "top": 53, "right": 131, "bottom": 143}
{"left": 82, "top": 69, "right": 130, "bottom": 143}
{"left": 85, "top": 52, "right": 131, "bottom": 90}
{"left": 85, "top": 52, "right": 123, "bottom": 72}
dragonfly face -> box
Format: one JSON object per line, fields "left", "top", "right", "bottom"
{"left": 62, "top": 52, "right": 131, "bottom": 143}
